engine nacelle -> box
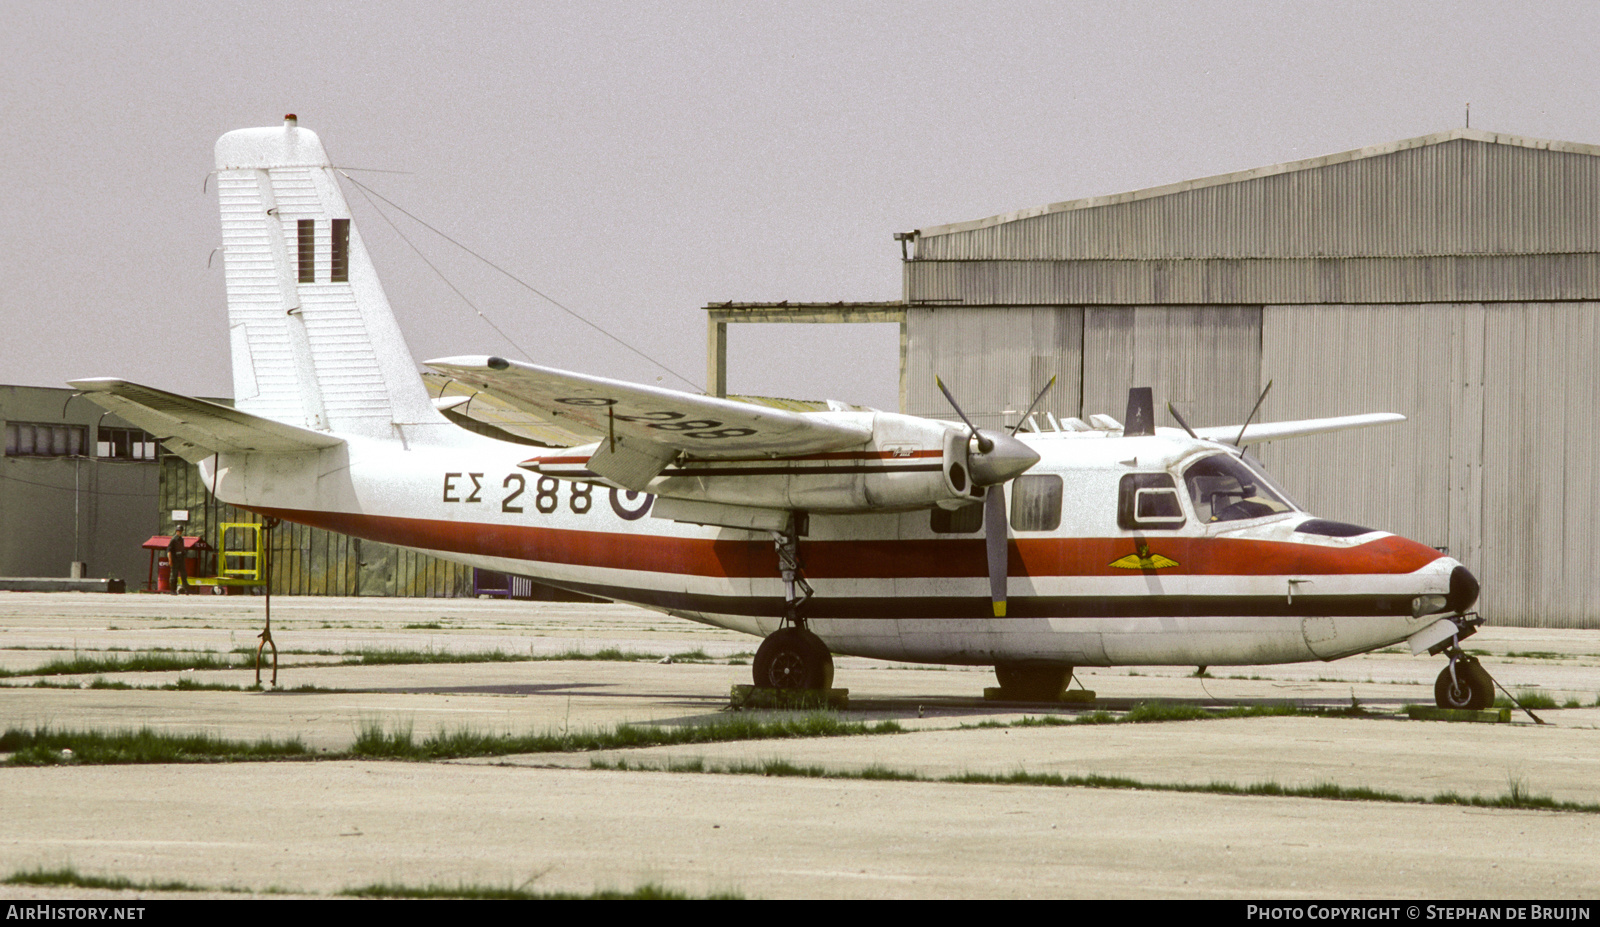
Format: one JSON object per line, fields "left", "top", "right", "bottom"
{"left": 529, "top": 411, "right": 982, "bottom": 514}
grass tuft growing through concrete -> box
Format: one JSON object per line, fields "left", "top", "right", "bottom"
{"left": 0, "top": 726, "right": 310, "bottom": 766}
{"left": 341, "top": 880, "right": 740, "bottom": 900}
{"left": 350, "top": 713, "right": 904, "bottom": 760}
{"left": 0, "top": 652, "right": 251, "bottom": 679}
{"left": 2, "top": 865, "right": 221, "bottom": 893}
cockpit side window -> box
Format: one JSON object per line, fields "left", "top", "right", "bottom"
{"left": 1183, "top": 453, "right": 1295, "bottom": 523}
{"left": 1118, "top": 473, "right": 1186, "bottom": 530}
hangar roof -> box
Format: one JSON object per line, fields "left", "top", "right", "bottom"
{"left": 912, "top": 129, "right": 1600, "bottom": 263}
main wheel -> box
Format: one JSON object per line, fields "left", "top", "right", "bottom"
{"left": 994, "top": 664, "right": 1073, "bottom": 701}
{"left": 752, "top": 627, "right": 835, "bottom": 690}
{"left": 1435, "top": 658, "right": 1494, "bottom": 710}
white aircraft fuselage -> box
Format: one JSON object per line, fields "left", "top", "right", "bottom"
{"left": 196, "top": 421, "right": 1469, "bottom": 669}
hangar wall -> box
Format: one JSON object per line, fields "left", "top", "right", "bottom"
{"left": 898, "top": 129, "right": 1600, "bottom": 629}
{"left": 1257, "top": 302, "right": 1600, "bottom": 628}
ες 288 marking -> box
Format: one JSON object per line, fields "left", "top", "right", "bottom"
{"left": 443, "top": 472, "right": 594, "bottom": 515}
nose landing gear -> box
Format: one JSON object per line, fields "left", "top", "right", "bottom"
{"left": 1429, "top": 613, "right": 1492, "bottom": 710}
{"left": 1435, "top": 652, "right": 1493, "bottom": 710}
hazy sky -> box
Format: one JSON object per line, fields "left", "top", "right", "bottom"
{"left": 5, "top": 1, "right": 1599, "bottom": 411}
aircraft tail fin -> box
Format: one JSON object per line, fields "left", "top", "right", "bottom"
{"left": 213, "top": 116, "right": 442, "bottom": 438}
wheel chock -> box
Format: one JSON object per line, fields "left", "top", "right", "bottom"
{"left": 983, "top": 688, "right": 1096, "bottom": 703}
{"left": 1406, "top": 705, "right": 1511, "bottom": 723}
{"left": 730, "top": 684, "right": 849, "bottom": 710}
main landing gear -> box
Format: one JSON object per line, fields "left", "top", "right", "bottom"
{"left": 752, "top": 521, "right": 834, "bottom": 691}
{"left": 993, "top": 664, "right": 1074, "bottom": 701}
{"left": 1431, "top": 614, "right": 1491, "bottom": 710}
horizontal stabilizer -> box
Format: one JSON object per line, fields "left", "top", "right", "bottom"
{"left": 1193, "top": 412, "right": 1405, "bottom": 445}
{"left": 425, "top": 356, "right": 872, "bottom": 458}
{"left": 69, "top": 378, "right": 345, "bottom": 463}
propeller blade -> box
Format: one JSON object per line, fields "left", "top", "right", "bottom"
{"left": 1167, "top": 401, "right": 1199, "bottom": 439}
{"left": 985, "top": 484, "right": 1009, "bottom": 617}
{"left": 1234, "top": 379, "right": 1274, "bottom": 449}
{"left": 935, "top": 376, "right": 993, "bottom": 453}
{"left": 1009, "top": 376, "right": 1057, "bottom": 436}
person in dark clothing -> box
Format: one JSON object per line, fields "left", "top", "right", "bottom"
{"left": 166, "top": 530, "right": 189, "bottom": 593}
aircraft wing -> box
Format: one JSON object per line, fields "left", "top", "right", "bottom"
{"left": 1193, "top": 412, "right": 1405, "bottom": 445}
{"left": 69, "top": 378, "right": 345, "bottom": 463}
{"left": 425, "top": 356, "right": 873, "bottom": 489}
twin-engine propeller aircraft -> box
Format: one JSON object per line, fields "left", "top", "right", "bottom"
{"left": 73, "top": 118, "right": 1490, "bottom": 708}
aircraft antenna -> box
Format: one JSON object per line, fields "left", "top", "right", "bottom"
{"left": 340, "top": 172, "right": 702, "bottom": 392}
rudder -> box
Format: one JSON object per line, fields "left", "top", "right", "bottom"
{"left": 214, "top": 116, "right": 440, "bottom": 437}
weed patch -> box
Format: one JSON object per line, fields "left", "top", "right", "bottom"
{"left": 350, "top": 713, "right": 903, "bottom": 761}
{"left": 1, "top": 726, "right": 310, "bottom": 765}
{"left": 3, "top": 866, "right": 220, "bottom": 894}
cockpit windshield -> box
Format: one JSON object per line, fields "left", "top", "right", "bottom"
{"left": 1182, "top": 453, "right": 1296, "bottom": 523}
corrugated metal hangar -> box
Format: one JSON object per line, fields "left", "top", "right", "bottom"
{"left": 709, "top": 128, "right": 1600, "bottom": 629}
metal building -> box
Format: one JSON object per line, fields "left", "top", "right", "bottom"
{"left": 710, "top": 128, "right": 1600, "bottom": 629}
{"left": 1, "top": 384, "right": 162, "bottom": 586}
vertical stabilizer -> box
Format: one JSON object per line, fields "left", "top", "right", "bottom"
{"left": 214, "top": 116, "right": 441, "bottom": 437}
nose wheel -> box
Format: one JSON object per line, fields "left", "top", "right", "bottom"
{"left": 1435, "top": 654, "right": 1493, "bottom": 710}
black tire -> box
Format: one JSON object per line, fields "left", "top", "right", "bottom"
{"left": 994, "top": 664, "right": 1073, "bottom": 701}
{"left": 1435, "top": 658, "right": 1494, "bottom": 710}
{"left": 752, "top": 627, "right": 834, "bottom": 690}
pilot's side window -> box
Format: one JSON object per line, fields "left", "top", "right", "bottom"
{"left": 1118, "top": 473, "right": 1186, "bottom": 530}
{"left": 1009, "top": 474, "right": 1063, "bottom": 532}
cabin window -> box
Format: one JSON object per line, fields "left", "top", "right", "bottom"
{"left": 1183, "top": 453, "right": 1294, "bottom": 523}
{"left": 1118, "top": 473, "right": 1186, "bottom": 530}
{"left": 331, "top": 218, "right": 350, "bottom": 282}
{"left": 297, "top": 219, "right": 315, "bottom": 283}
{"left": 930, "top": 502, "right": 983, "bottom": 534}
{"left": 1009, "top": 474, "right": 1062, "bottom": 532}
{"left": 4, "top": 422, "right": 88, "bottom": 457}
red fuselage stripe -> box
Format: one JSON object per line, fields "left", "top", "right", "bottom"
{"left": 252, "top": 507, "right": 1445, "bottom": 580}
{"left": 528, "top": 449, "right": 944, "bottom": 465}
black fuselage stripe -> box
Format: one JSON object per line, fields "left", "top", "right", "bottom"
{"left": 526, "top": 581, "right": 1415, "bottom": 621}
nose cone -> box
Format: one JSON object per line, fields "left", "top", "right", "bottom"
{"left": 969, "top": 429, "right": 1040, "bottom": 485}
{"left": 1448, "top": 565, "right": 1480, "bottom": 614}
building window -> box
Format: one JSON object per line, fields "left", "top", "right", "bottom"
{"left": 5, "top": 422, "right": 88, "bottom": 457}
{"left": 331, "top": 218, "right": 349, "bottom": 282}
{"left": 298, "top": 219, "right": 315, "bottom": 283}
{"left": 97, "top": 427, "right": 160, "bottom": 460}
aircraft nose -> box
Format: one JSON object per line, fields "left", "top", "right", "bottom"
{"left": 1448, "top": 564, "right": 1480, "bottom": 614}
{"left": 969, "top": 429, "right": 1040, "bottom": 485}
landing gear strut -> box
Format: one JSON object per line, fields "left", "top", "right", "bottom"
{"left": 1431, "top": 614, "right": 1491, "bottom": 710}
{"left": 752, "top": 520, "right": 833, "bottom": 690}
